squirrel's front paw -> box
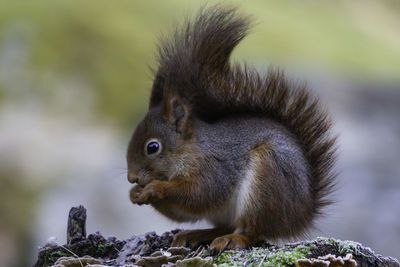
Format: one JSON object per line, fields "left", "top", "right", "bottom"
{"left": 129, "top": 181, "right": 164, "bottom": 205}
{"left": 129, "top": 184, "right": 145, "bottom": 204}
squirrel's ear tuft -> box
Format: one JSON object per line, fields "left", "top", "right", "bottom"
{"left": 149, "top": 6, "right": 252, "bottom": 112}
{"left": 157, "top": 6, "right": 252, "bottom": 75}
{"left": 163, "top": 96, "right": 192, "bottom": 138}
{"left": 149, "top": 74, "right": 164, "bottom": 108}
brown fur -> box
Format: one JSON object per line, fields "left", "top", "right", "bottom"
{"left": 172, "top": 228, "right": 231, "bottom": 248}
{"left": 210, "top": 233, "right": 251, "bottom": 251}
{"left": 127, "top": 6, "right": 337, "bottom": 251}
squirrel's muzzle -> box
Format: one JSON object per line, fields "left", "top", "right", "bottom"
{"left": 127, "top": 168, "right": 152, "bottom": 186}
{"left": 127, "top": 173, "right": 139, "bottom": 184}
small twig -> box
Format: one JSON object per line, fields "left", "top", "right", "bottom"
{"left": 213, "top": 240, "right": 231, "bottom": 262}
{"left": 186, "top": 245, "right": 202, "bottom": 259}
{"left": 195, "top": 246, "right": 206, "bottom": 258}
{"left": 59, "top": 245, "right": 84, "bottom": 267}
{"left": 258, "top": 254, "right": 267, "bottom": 267}
{"left": 113, "top": 246, "right": 121, "bottom": 253}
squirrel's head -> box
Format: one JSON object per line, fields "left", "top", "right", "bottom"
{"left": 126, "top": 96, "right": 195, "bottom": 186}
{"left": 127, "top": 6, "right": 251, "bottom": 186}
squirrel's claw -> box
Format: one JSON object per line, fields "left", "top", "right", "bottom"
{"left": 129, "top": 184, "right": 146, "bottom": 205}
{"left": 210, "top": 233, "right": 250, "bottom": 251}
{"left": 129, "top": 181, "right": 164, "bottom": 205}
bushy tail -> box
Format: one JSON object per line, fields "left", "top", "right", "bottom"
{"left": 151, "top": 6, "right": 337, "bottom": 216}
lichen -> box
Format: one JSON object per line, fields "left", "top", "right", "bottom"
{"left": 167, "top": 256, "right": 214, "bottom": 267}
{"left": 296, "top": 253, "right": 357, "bottom": 267}
{"left": 135, "top": 249, "right": 185, "bottom": 266}
{"left": 316, "top": 237, "right": 365, "bottom": 257}
{"left": 52, "top": 255, "right": 102, "bottom": 267}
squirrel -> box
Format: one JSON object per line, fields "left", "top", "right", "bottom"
{"left": 126, "top": 6, "right": 337, "bottom": 251}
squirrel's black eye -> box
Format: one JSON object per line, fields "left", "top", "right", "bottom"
{"left": 147, "top": 142, "right": 159, "bottom": 154}
{"left": 145, "top": 139, "right": 161, "bottom": 156}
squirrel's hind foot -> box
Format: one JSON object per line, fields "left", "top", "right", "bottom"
{"left": 210, "top": 233, "right": 251, "bottom": 251}
{"left": 171, "top": 228, "right": 230, "bottom": 248}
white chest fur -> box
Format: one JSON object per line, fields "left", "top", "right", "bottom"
{"left": 205, "top": 159, "right": 257, "bottom": 227}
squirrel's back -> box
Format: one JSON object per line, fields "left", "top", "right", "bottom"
{"left": 150, "top": 6, "right": 337, "bottom": 222}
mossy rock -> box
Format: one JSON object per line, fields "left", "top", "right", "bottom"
{"left": 35, "top": 206, "right": 399, "bottom": 267}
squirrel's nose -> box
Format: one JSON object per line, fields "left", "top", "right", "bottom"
{"left": 127, "top": 173, "right": 139, "bottom": 184}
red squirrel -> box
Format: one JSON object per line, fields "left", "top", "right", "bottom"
{"left": 126, "top": 6, "right": 337, "bottom": 251}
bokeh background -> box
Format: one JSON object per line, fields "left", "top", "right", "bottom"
{"left": 0, "top": 0, "right": 399, "bottom": 266}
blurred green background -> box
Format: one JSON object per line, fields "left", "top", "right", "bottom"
{"left": 0, "top": 1, "right": 399, "bottom": 266}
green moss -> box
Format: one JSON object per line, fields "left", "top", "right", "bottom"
{"left": 41, "top": 249, "right": 72, "bottom": 267}
{"left": 260, "top": 246, "right": 310, "bottom": 267}
{"left": 96, "top": 242, "right": 113, "bottom": 254}
{"left": 215, "top": 245, "right": 311, "bottom": 267}
{"left": 214, "top": 250, "right": 245, "bottom": 266}
{"left": 42, "top": 250, "right": 51, "bottom": 267}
